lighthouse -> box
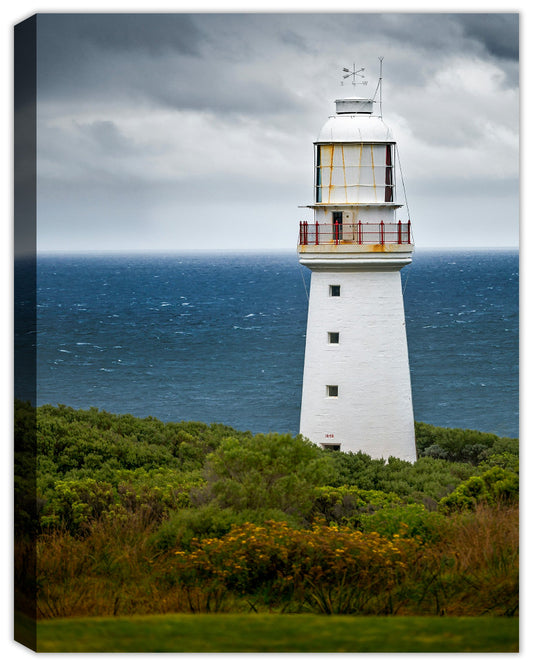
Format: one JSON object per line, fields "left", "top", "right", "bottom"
{"left": 298, "top": 74, "right": 417, "bottom": 462}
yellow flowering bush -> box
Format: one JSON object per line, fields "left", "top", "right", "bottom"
{"left": 174, "top": 521, "right": 425, "bottom": 613}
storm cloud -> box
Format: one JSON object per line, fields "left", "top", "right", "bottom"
{"left": 31, "top": 12, "right": 519, "bottom": 252}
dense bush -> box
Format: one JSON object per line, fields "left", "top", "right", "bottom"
{"left": 173, "top": 521, "right": 422, "bottom": 614}
{"left": 438, "top": 466, "right": 519, "bottom": 513}
{"left": 201, "top": 433, "right": 333, "bottom": 520}
{"left": 151, "top": 504, "right": 300, "bottom": 552}
{"left": 31, "top": 403, "right": 249, "bottom": 534}
{"left": 35, "top": 403, "right": 247, "bottom": 473}
{"left": 415, "top": 422, "right": 518, "bottom": 465}
{"left": 359, "top": 504, "right": 448, "bottom": 543}
{"left": 32, "top": 504, "right": 518, "bottom": 619}
{"left": 326, "top": 451, "right": 475, "bottom": 506}
{"left": 311, "top": 485, "right": 401, "bottom": 528}
{"left": 171, "top": 510, "right": 518, "bottom": 616}
{"left": 40, "top": 470, "right": 200, "bottom": 534}
{"left": 23, "top": 403, "right": 518, "bottom": 535}
{"left": 14, "top": 403, "right": 519, "bottom": 619}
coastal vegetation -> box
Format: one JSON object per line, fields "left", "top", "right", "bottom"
{"left": 15, "top": 400, "right": 518, "bottom": 625}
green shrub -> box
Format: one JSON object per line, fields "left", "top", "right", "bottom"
{"left": 360, "top": 504, "right": 448, "bottom": 543}
{"left": 415, "top": 422, "right": 518, "bottom": 465}
{"left": 439, "top": 467, "right": 519, "bottom": 513}
{"left": 480, "top": 451, "right": 519, "bottom": 473}
{"left": 324, "top": 449, "right": 474, "bottom": 505}
{"left": 40, "top": 478, "right": 116, "bottom": 533}
{"left": 36, "top": 404, "right": 248, "bottom": 478}
{"left": 40, "top": 469, "right": 204, "bottom": 534}
{"left": 151, "top": 505, "right": 298, "bottom": 551}
{"left": 204, "top": 433, "right": 333, "bottom": 520}
{"left": 311, "top": 485, "right": 401, "bottom": 526}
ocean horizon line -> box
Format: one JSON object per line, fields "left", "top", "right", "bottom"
{"left": 30, "top": 246, "right": 519, "bottom": 258}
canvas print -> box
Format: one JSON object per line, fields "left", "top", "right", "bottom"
{"left": 14, "top": 12, "right": 519, "bottom": 653}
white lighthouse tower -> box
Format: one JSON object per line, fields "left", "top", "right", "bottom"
{"left": 298, "top": 68, "right": 417, "bottom": 462}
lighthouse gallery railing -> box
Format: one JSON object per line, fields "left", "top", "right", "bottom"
{"left": 299, "top": 221, "right": 411, "bottom": 246}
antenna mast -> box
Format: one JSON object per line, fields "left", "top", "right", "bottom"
{"left": 378, "top": 56, "right": 384, "bottom": 118}
{"left": 371, "top": 57, "right": 385, "bottom": 117}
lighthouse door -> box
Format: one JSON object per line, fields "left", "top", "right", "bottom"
{"left": 332, "top": 211, "right": 343, "bottom": 242}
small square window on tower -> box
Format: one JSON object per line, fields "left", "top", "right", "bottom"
{"left": 328, "top": 332, "right": 340, "bottom": 344}
{"left": 326, "top": 385, "right": 339, "bottom": 397}
{"left": 329, "top": 284, "right": 341, "bottom": 297}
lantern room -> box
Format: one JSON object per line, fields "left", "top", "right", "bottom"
{"left": 315, "top": 98, "right": 396, "bottom": 209}
{"left": 299, "top": 96, "right": 413, "bottom": 255}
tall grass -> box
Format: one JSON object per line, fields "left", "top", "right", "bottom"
{"left": 35, "top": 517, "right": 195, "bottom": 618}
{"left": 429, "top": 504, "right": 519, "bottom": 616}
{"left": 32, "top": 503, "right": 518, "bottom": 619}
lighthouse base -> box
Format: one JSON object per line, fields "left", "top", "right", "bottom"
{"left": 299, "top": 266, "right": 417, "bottom": 462}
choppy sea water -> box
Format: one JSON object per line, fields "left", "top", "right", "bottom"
{"left": 30, "top": 249, "right": 518, "bottom": 437}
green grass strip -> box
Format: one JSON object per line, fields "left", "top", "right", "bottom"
{"left": 34, "top": 614, "right": 519, "bottom": 653}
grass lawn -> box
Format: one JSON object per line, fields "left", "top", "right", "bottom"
{"left": 30, "top": 613, "right": 519, "bottom": 653}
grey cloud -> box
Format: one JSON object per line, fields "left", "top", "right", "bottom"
{"left": 78, "top": 13, "right": 203, "bottom": 55}
{"left": 36, "top": 13, "right": 306, "bottom": 119}
{"left": 36, "top": 13, "right": 519, "bottom": 114}
{"left": 279, "top": 27, "right": 318, "bottom": 55}
{"left": 457, "top": 13, "right": 519, "bottom": 61}
{"left": 36, "top": 13, "right": 204, "bottom": 102}
{"left": 325, "top": 13, "right": 518, "bottom": 75}
{"left": 150, "top": 68, "right": 304, "bottom": 117}
{"left": 40, "top": 13, "right": 203, "bottom": 56}
{"left": 317, "top": 13, "right": 460, "bottom": 55}
{"left": 375, "top": 13, "right": 519, "bottom": 61}
{"left": 77, "top": 120, "right": 135, "bottom": 155}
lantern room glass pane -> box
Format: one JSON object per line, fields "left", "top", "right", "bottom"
{"left": 315, "top": 143, "right": 395, "bottom": 203}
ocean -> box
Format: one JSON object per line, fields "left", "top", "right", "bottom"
{"left": 30, "top": 249, "right": 518, "bottom": 438}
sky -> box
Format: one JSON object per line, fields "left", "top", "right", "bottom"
{"left": 20, "top": 9, "right": 520, "bottom": 253}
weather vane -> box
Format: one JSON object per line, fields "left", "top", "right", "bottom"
{"left": 341, "top": 63, "right": 368, "bottom": 87}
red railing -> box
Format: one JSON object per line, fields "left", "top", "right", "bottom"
{"left": 299, "top": 220, "right": 412, "bottom": 246}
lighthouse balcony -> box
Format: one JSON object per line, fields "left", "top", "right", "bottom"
{"left": 298, "top": 220, "right": 413, "bottom": 268}
{"left": 299, "top": 220, "right": 412, "bottom": 247}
